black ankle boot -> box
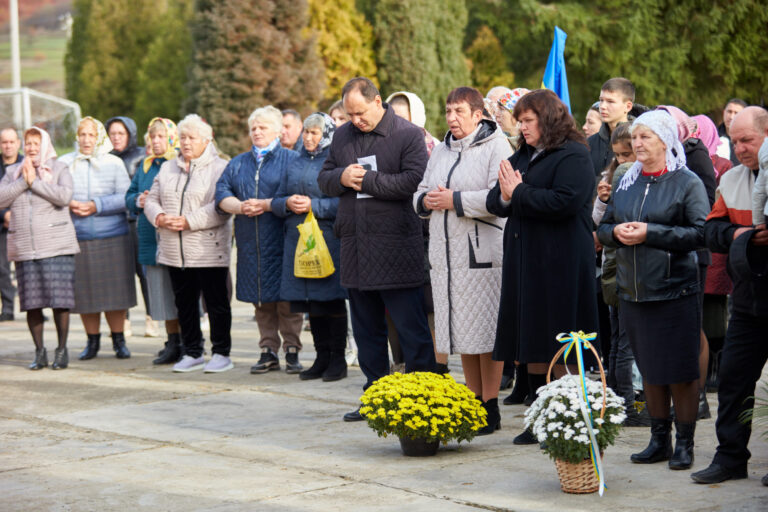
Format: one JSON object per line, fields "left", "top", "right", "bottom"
{"left": 153, "top": 333, "right": 181, "bottom": 364}
{"left": 322, "top": 351, "right": 348, "bottom": 381}
{"left": 631, "top": 417, "right": 672, "bottom": 463}
{"left": 29, "top": 347, "right": 48, "bottom": 370}
{"left": 697, "top": 389, "right": 711, "bottom": 420}
{"left": 300, "top": 350, "right": 330, "bottom": 380}
{"left": 503, "top": 364, "right": 530, "bottom": 405}
{"left": 669, "top": 421, "right": 696, "bottom": 470}
{"left": 478, "top": 398, "right": 501, "bottom": 435}
{"left": 111, "top": 332, "right": 131, "bottom": 359}
{"left": 79, "top": 334, "right": 100, "bottom": 360}
{"left": 52, "top": 347, "right": 68, "bottom": 370}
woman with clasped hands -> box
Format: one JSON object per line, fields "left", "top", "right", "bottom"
{"left": 144, "top": 114, "right": 233, "bottom": 374}
{"left": 486, "top": 89, "right": 599, "bottom": 445}
{"left": 597, "top": 110, "right": 709, "bottom": 471}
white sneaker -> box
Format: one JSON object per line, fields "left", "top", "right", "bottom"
{"left": 204, "top": 354, "right": 233, "bottom": 373}
{"left": 123, "top": 318, "right": 133, "bottom": 338}
{"left": 173, "top": 355, "right": 205, "bottom": 372}
{"left": 144, "top": 317, "right": 159, "bottom": 337}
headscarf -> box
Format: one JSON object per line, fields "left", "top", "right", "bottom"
{"left": 306, "top": 112, "right": 336, "bottom": 155}
{"left": 105, "top": 116, "right": 139, "bottom": 158}
{"left": 617, "top": 110, "right": 687, "bottom": 192}
{"left": 142, "top": 117, "right": 179, "bottom": 173}
{"left": 498, "top": 88, "right": 531, "bottom": 112}
{"left": 656, "top": 105, "right": 699, "bottom": 142}
{"left": 385, "top": 92, "right": 428, "bottom": 129}
{"left": 15, "top": 127, "right": 57, "bottom": 184}
{"left": 692, "top": 114, "right": 721, "bottom": 158}
{"left": 74, "top": 117, "right": 113, "bottom": 166}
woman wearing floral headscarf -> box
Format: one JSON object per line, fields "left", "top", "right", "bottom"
{"left": 598, "top": 110, "right": 709, "bottom": 471}
{"left": 0, "top": 127, "right": 79, "bottom": 370}
{"left": 126, "top": 117, "right": 182, "bottom": 364}
{"left": 60, "top": 117, "right": 135, "bottom": 361}
{"left": 272, "top": 113, "right": 348, "bottom": 381}
{"left": 495, "top": 88, "right": 530, "bottom": 149}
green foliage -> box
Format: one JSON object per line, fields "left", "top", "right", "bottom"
{"left": 465, "top": 25, "right": 516, "bottom": 94}
{"left": 64, "top": 0, "right": 92, "bottom": 100}
{"left": 309, "top": 0, "right": 378, "bottom": 109}
{"left": 466, "top": 0, "right": 768, "bottom": 121}
{"left": 185, "top": 0, "right": 324, "bottom": 155}
{"left": 373, "top": 0, "right": 470, "bottom": 136}
{"left": 133, "top": 0, "right": 193, "bottom": 137}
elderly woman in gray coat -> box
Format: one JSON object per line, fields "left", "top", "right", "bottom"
{"left": 0, "top": 127, "right": 80, "bottom": 370}
{"left": 414, "top": 87, "right": 512, "bottom": 435}
{"left": 144, "top": 114, "right": 233, "bottom": 374}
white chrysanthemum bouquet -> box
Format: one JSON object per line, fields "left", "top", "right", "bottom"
{"left": 525, "top": 374, "right": 626, "bottom": 464}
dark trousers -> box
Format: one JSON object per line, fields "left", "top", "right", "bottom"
{"left": 712, "top": 310, "right": 768, "bottom": 470}
{"left": 348, "top": 287, "right": 436, "bottom": 389}
{"left": 0, "top": 231, "right": 16, "bottom": 314}
{"left": 608, "top": 305, "right": 636, "bottom": 413}
{"left": 128, "top": 221, "right": 149, "bottom": 315}
{"left": 168, "top": 267, "right": 231, "bottom": 358}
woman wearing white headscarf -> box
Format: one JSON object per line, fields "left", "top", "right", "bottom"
{"left": 598, "top": 110, "right": 709, "bottom": 471}
{"left": 0, "top": 127, "right": 79, "bottom": 370}
{"left": 60, "top": 117, "right": 135, "bottom": 361}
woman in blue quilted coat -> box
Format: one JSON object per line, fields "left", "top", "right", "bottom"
{"left": 216, "top": 106, "right": 304, "bottom": 375}
{"left": 273, "top": 113, "right": 347, "bottom": 382}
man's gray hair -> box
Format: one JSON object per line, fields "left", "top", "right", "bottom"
{"left": 178, "top": 114, "right": 213, "bottom": 142}
{"left": 248, "top": 106, "right": 283, "bottom": 134}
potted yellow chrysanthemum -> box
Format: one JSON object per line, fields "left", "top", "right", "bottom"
{"left": 359, "top": 371, "right": 487, "bottom": 456}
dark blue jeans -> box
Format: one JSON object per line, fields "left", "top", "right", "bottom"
{"left": 348, "top": 287, "right": 436, "bottom": 389}
{"left": 712, "top": 310, "right": 768, "bottom": 470}
{"left": 609, "top": 305, "right": 636, "bottom": 413}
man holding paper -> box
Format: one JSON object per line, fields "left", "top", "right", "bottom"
{"left": 318, "top": 77, "right": 436, "bottom": 421}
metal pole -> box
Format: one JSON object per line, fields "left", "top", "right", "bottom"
{"left": 10, "top": 0, "right": 22, "bottom": 128}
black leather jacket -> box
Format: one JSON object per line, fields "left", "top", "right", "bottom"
{"left": 597, "top": 167, "right": 709, "bottom": 302}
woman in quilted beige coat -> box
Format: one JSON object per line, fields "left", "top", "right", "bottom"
{"left": 414, "top": 87, "right": 511, "bottom": 435}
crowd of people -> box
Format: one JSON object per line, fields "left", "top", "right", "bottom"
{"left": 1, "top": 74, "right": 767, "bottom": 487}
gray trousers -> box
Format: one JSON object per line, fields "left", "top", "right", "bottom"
{"left": 0, "top": 232, "right": 16, "bottom": 314}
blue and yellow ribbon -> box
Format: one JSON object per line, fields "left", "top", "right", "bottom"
{"left": 556, "top": 330, "right": 606, "bottom": 496}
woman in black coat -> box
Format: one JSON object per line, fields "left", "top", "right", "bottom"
{"left": 486, "top": 89, "right": 599, "bottom": 444}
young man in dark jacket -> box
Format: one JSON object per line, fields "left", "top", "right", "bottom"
{"left": 588, "top": 78, "right": 635, "bottom": 176}
{"left": 692, "top": 107, "right": 768, "bottom": 487}
{"left": 317, "top": 77, "right": 436, "bottom": 421}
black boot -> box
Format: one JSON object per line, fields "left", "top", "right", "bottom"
{"left": 503, "top": 364, "right": 530, "bottom": 405}
{"left": 322, "top": 316, "right": 348, "bottom": 381}
{"left": 29, "top": 347, "right": 48, "bottom": 370}
{"left": 52, "top": 347, "right": 68, "bottom": 370}
{"left": 630, "top": 417, "right": 672, "bottom": 463}
{"left": 697, "top": 389, "right": 711, "bottom": 420}
{"left": 153, "top": 333, "right": 181, "bottom": 365}
{"left": 669, "top": 421, "right": 696, "bottom": 470}
{"left": 477, "top": 398, "right": 501, "bottom": 435}
{"left": 111, "top": 332, "right": 131, "bottom": 359}
{"left": 79, "top": 333, "right": 100, "bottom": 360}
{"left": 435, "top": 362, "right": 450, "bottom": 375}
{"left": 300, "top": 317, "right": 330, "bottom": 380}
{"left": 512, "top": 372, "right": 546, "bottom": 444}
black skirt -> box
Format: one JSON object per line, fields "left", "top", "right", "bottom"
{"left": 619, "top": 294, "right": 700, "bottom": 385}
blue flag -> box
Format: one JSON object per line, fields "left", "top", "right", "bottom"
{"left": 541, "top": 26, "right": 571, "bottom": 112}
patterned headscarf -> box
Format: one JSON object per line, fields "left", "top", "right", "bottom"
{"left": 618, "top": 110, "right": 687, "bottom": 192}
{"left": 142, "top": 117, "right": 179, "bottom": 173}
{"left": 306, "top": 112, "right": 336, "bottom": 154}
{"left": 498, "top": 88, "right": 531, "bottom": 112}
{"left": 75, "top": 116, "right": 113, "bottom": 164}
{"left": 15, "top": 127, "right": 57, "bottom": 184}
{"left": 692, "top": 114, "right": 721, "bottom": 157}
{"left": 656, "top": 105, "right": 699, "bottom": 142}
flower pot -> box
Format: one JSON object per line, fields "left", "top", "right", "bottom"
{"left": 554, "top": 457, "right": 601, "bottom": 494}
{"left": 398, "top": 436, "right": 440, "bottom": 457}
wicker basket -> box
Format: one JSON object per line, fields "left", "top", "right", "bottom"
{"left": 554, "top": 456, "right": 602, "bottom": 494}
{"left": 546, "top": 334, "right": 607, "bottom": 494}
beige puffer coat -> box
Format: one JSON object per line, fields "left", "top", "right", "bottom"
{"left": 144, "top": 142, "right": 231, "bottom": 268}
{"left": 0, "top": 159, "right": 79, "bottom": 261}
{"left": 413, "top": 120, "right": 512, "bottom": 354}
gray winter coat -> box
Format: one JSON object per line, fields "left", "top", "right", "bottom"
{"left": 414, "top": 120, "right": 511, "bottom": 354}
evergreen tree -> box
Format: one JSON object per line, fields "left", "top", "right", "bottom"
{"left": 465, "top": 25, "right": 516, "bottom": 94}
{"left": 185, "top": 0, "right": 324, "bottom": 155}
{"left": 64, "top": 0, "right": 92, "bottom": 102}
{"left": 373, "top": 0, "right": 470, "bottom": 135}
{"left": 133, "top": 0, "right": 194, "bottom": 135}
{"left": 309, "top": 0, "right": 378, "bottom": 108}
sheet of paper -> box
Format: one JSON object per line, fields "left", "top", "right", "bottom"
{"left": 356, "top": 155, "right": 377, "bottom": 199}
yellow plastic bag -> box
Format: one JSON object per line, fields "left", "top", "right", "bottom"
{"left": 294, "top": 210, "right": 335, "bottom": 278}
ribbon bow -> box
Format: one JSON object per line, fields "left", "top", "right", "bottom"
{"left": 556, "top": 330, "right": 606, "bottom": 496}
